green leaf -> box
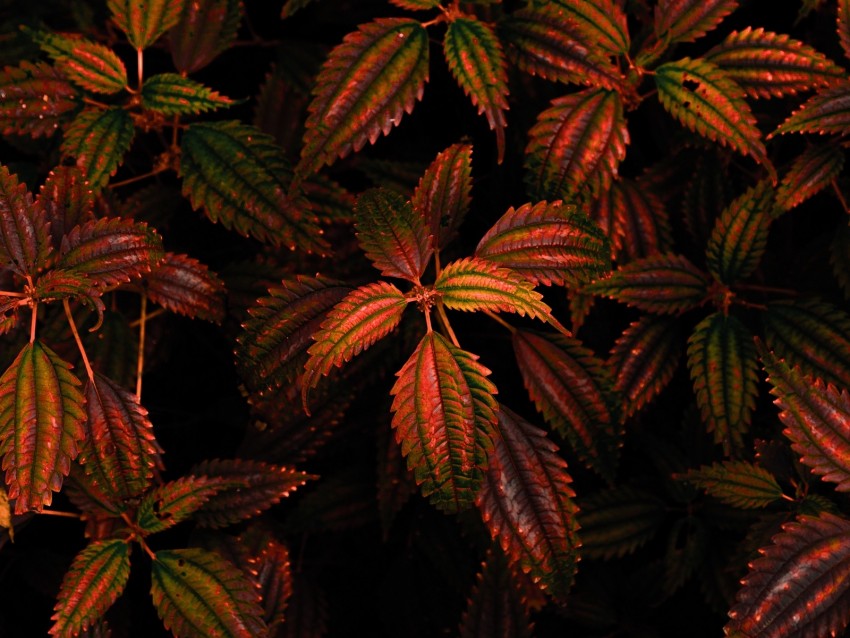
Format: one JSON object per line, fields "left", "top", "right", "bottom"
{"left": 169, "top": 0, "right": 243, "bottom": 74}
{"left": 775, "top": 143, "right": 845, "bottom": 213}
{"left": 137, "top": 476, "right": 228, "bottom": 534}
{"left": 705, "top": 180, "right": 774, "bottom": 284}
{"left": 0, "top": 61, "right": 77, "bottom": 138}
{"left": 525, "top": 88, "right": 628, "bottom": 201}
{"left": 151, "top": 548, "right": 266, "bottom": 638}
{"left": 654, "top": 0, "right": 739, "bottom": 45}
{"left": 49, "top": 539, "right": 131, "bottom": 638}
{"left": 0, "top": 341, "right": 86, "bottom": 513}
{"left": 411, "top": 143, "right": 472, "bottom": 252}
{"left": 0, "top": 164, "right": 52, "bottom": 276}
{"left": 460, "top": 548, "right": 533, "bottom": 638}
{"left": 141, "top": 73, "right": 233, "bottom": 115}
{"left": 655, "top": 57, "right": 773, "bottom": 178}
{"left": 391, "top": 331, "right": 497, "bottom": 513}
{"left": 180, "top": 120, "right": 325, "bottom": 251}
{"left": 577, "top": 486, "right": 666, "bottom": 559}
{"left": 444, "top": 17, "right": 509, "bottom": 163}
{"left": 61, "top": 108, "right": 135, "bottom": 192}
{"left": 687, "top": 312, "right": 759, "bottom": 455}
{"left": 475, "top": 201, "right": 610, "bottom": 288}
{"left": 772, "top": 81, "right": 850, "bottom": 137}
{"left": 108, "top": 0, "right": 184, "bottom": 49}
{"left": 298, "top": 18, "right": 429, "bottom": 176}
{"left": 678, "top": 460, "right": 783, "bottom": 508}
{"left": 29, "top": 30, "right": 127, "bottom": 94}
{"left": 146, "top": 252, "right": 226, "bottom": 323}
{"left": 546, "top": 0, "right": 630, "bottom": 56}
{"left": 354, "top": 188, "right": 432, "bottom": 282}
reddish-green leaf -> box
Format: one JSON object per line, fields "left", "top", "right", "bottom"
{"left": 655, "top": 58, "right": 772, "bottom": 177}
{"left": 30, "top": 30, "right": 127, "bottom": 94}
{"left": 79, "top": 372, "right": 161, "bottom": 502}
{"left": 31, "top": 271, "right": 102, "bottom": 314}
{"left": 151, "top": 547, "right": 266, "bottom": 638}
{"left": 146, "top": 252, "right": 226, "bottom": 323}
{"left": 705, "top": 28, "right": 843, "bottom": 99}
{"left": 547, "top": 0, "right": 630, "bottom": 56}
{"left": 678, "top": 460, "right": 783, "bottom": 508}
{"left": 109, "top": 0, "right": 184, "bottom": 49}
{"left": 62, "top": 108, "right": 135, "bottom": 192}
{"left": 475, "top": 201, "right": 610, "bottom": 287}
{"left": 0, "top": 61, "right": 77, "bottom": 138}
{"left": 354, "top": 188, "right": 431, "bottom": 282}
{"left": 682, "top": 152, "right": 727, "bottom": 250}
{"left": 237, "top": 276, "right": 351, "bottom": 393}
{"left": 513, "top": 330, "right": 621, "bottom": 481}
{"left": 169, "top": 0, "right": 242, "bottom": 73}
{"left": 772, "top": 81, "right": 850, "bottom": 137}
{"left": 389, "top": 0, "right": 440, "bottom": 9}
{"left": 391, "top": 331, "right": 497, "bottom": 513}
{"left": 609, "top": 177, "right": 674, "bottom": 262}
{"left": 0, "top": 164, "right": 51, "bottom": 276}
{"left": 525, "top": 88, "right": 628, "bottom": 201}
{"left": 142, "top": 73, "right": 233, "bottom": 115}
{"left": 280, "top": 0, "right": 319, "bottom": 19}
{"left": 34, "top": 167, "right": 95, "bottom": 250}
{"left": 577, "top": 486, "right": 666, "bottom": 559}
{"left": 726, "top": 513, "right": 850, "bottom": 638}
{"left": 0, "top": 341, "right": 86, "bottom": 513}
{"left": 298, "top": 18, "right": 429, "bottom": 176}
{"left": 137, "top": 476, "right": 228, "bottom": 534}
{"left": 654, "top": 0, "right": 738, "bottom": 45}
{"left": 477, "top": 405, "right": 579, "bottom": 601}
{"left": 50, "top": 539, "right": 131, "bottom": 638}
{"left": 585, "top": 253, "right": 709, "bottom": 314}
{"left": 241, "top": 529, "right": 293, "bottom": 634}
{"left": 444, "top": 17, "right": 508, "bottom": 163}
{"left": 840, "top": 0, "right": 850, "bottom": 64}
{"left": 302, "top": 282, "right": 408, "bottom": 406}
{"left": 180, "top": 120, "right": 325, "bottom": 251}
{"left": 191, "top": 458, "right": 315, "bottom": 528}
{"left": 775, "top": 143, "right": 845, "bottom": 212}
{"left": 411, "top": 143, "right": 472, "bottom": 252}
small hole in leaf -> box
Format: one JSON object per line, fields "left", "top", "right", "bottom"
{"left": 682, "top": 101, "right": 691, "bottom": 109}
{"left": 683, "top": 78, "right": 700, "bottom": 91}
{"left": 177, "top": 559, "right": 185, "bottom": 567}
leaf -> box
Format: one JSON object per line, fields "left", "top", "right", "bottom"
{"left": 443, "top": 17, "right": 509, "bottom": 163}
{"left": 190, "top": 458, "right": 315, "bottom": 528}
{"left": 151, "top": 548, "right": 266, "bottom": 638}
{"left": 391, "top": 331, "right": 497, "bottom": 513}
{"left": 840, "top": 0, "right": 850, "bottom": 64}
{"left": 34, "top": 166, "right": 95, "bottom": 249}
{"left": 301, "top": 282, "right": 408, "bottom": 406}
{"left": 243, "top": 530, "right": 293, "bottom": 634}
{"left": 141, "top": 73, "right": 234, "bottom": 115}
{"left": 58, "top": 217, "right": 164, "bottom": 289}
{"left": 476, "top": 405, "right": 579, "bottom": 601}
{"left": 0, "top": 341, "right": 86, "bottom": 513}
{"left": 389, "top": 0, "right": 440, "bottom": 9}
{"left": 654, "top": 0, "right": 739, "bottom": 45}
{"left": 585, "top": 253, "right": 709, "bottom": 314}
{"left": 775, "top": 143, "right": 845, "bottom": 212}
{"left": 609, "top": 177, "right": 674, "bottom": 262}
{"left": 298, "top": 18, "right": 429, "bottom": 176}
{"left": 577, "top": 486, "right": 666, "bottom": 559}
{"left": 411, "top": 143, "right": 472, "bottom": 252}
{"left": 28, "top": 29, "right": 127, "bottom": 93}
{"left": 475, "top": 201, "right": 610, "bottom": 288}
{"left": 61, "top": 108, "right": 135, "bottom": 192}
{"left": 237, "top": 276, "right": 351, "bottom": 394}
{"left": 705, "top": 180, "right": 774, "bottom": 285}
{"left": 682, "top": 152, "right": 727, "bottom": 250}
{"left": 547, "top": 0, "right": 630, "bottom": 56}
{"left": 726, "top": 512, "right": 850, "bottom": 638}
{"left": 678, "top": 460, "right": 783, "bottom": 508}
{"left": 180, "top": 120, "right": 325, "bottom": 251}
{"left": 354, "top": 188, "right": 431, "bottom": 282}
{"left": 0, "top": 61, "right": 77, "bottom": 138}
{"left": 513, "top": 330, "right": 621, "bottom": 481}
{"left": 169, "top": 0, "right": 242, "bottom": 74}
{"left": 772, "top": 81, "right": 850, "bottom": 137}
{"left": 280, "top": 0, "right": 319, "bottom": 19}
{"left": 79, "top": 372, "right": 161, "bottom": 502}
{"left": 525, "top": 88, "right": 628, "bottom": 201}
{"left": 705, "top": 27, "right": 843, "bottom": 99}
{"left": 146, "top": 252, "right": 226, "bottom": 323}
{"left": 49, "top": 539, "right": 130, "bottom": 638}
{"left": 109, "top": 0, "right": 184, "bottom": 49}
{"left": 687, "top": 312, "right": 759, "bottom": 455}
{"left": 137, "top": 476, "right": 227, "bottom": 534}
{"left": 278, "top": 572, "right": 327, "bottom": 638}
{"left": 0, "top": 164, "right": 51, "bottom": 276}
{"left": 655, "top": 58, "right": 772, "bottom": 177}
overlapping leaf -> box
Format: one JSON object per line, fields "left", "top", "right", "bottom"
{"left": 475, "top": 201, "right": 610, "bottom": 287}
{"left": 151, "top": 548, "right": 266, "bottom": 638}
{"left": 0, "top": 61, "right": 77, "bottom": 138}
{"left": 109, "top": 0, "right": 184, "bottom": 49}
{"left": 775, "top": 143, "right": 844, "bottom": 212}
{"left": 608, "top": 177, "right": 674, "bottom": 262}
{"left": 62, "top": 108, "right": 135, "bottom": 191}
{"left": 577, "top": 486, "right": 666, "bottom": 559}
{"left": 0, "top": 341, "right": 86, "bottom": 513}
{"left": 354, "top": 188, "right": 431, "bottom": 282}
{"left": 137, "top": 475, "right": 228, "bottom": 534}
{"left": 0, "top": 164, "right": 51, "bottom": 276}
{"left": 141, "top": 73, "right": 233, "bottom": 115}
{"left": 654, "top": 0, "right": 739, "bottom": 45}
{"left": 525, "top": 88, "right": 628, "bottom": 201}
{"left": 243, "top": 531, "right": 292, "bottom": 634}
{"left": 476, "top": 405, "right": 579, "bottom": 600}
{"left": 460, "top": 548, "right": 533, "bottom": 638}
{"left": 726, "top": 513, "right": 850, "bottom": 638}
{"left": 391, "top": 331, "right": 497, "bottom": 513}
{"left": 772, "top": 81, "right": 850, "bottom": 137}
{"left": 298, "top": 18, "right": 429, "bottom": 176}
{"left": 169, "top": 0, "right": 242, "bottom": 73}
{"left": 34, "top": 167, "right": 95, "bottom": 249}
{"left": 411, "top": 143, "right": 472, "bottom": 252}
{"left": 146, "top": 252, "right": 226, "bottom": 323}
{"left": 679, "top": 460, "right": 783, "bottom": 508}
{"left": 547, "top": 0, "right": 630, "bottom": 56}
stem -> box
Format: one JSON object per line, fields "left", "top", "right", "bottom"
{"left": 137, "top": 47, "right": 143, "bottom": 89}
{"left": 136, "top": 292, "right": 147, "bottom": 401}
{"left": 38, "top": 509, "right": 81, "bottom": 519}
{"left": 435, "top": 302, "right": 460, "bottom": 347}
{"left": 733, "top": 282, "right": 797, "bottom": 296}
{"left": 833, "top": 179, "right": 850, "bottom": 215}
{"left": 27, "top": 275, "right": 36, "bottom": 343}
{"left": 0, "top": 290, "right": 26, "bottom": 298}
{"left": 108, "top": 166, "right": 166, "bottom": 189}
{"left": 483, "top": 309, "right": 516, "bottom": 334}
{"left": 64, "top": 299, "right": 95, "bottom": 382}
{"left": 129, "top": 307, "right": 164, "bottom": 328}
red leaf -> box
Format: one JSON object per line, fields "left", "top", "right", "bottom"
{"left": 412, "top": 143, "right": 472, "bottom": 252}
{"left": 839, "top": 0, "right": 850, "bottom": 64}
{"left": 34, "top": 166, "right": 95, "bottom": 250}
{"left": 654, "top": 0, "right": 739, "bottom": 45}
{"left": 0, "top": 61, "right": 77, "bottom": 138}
{"left": 0, "top": 164, "right": 52, "bottom": 276}
{"left": 146, "top": 252, "right": 226, "bottom": 323}
{"left": 169, "top": 0, "right": 243, "bottom": 73}
{"left": 775, "top": 143, "right": 845, "bottom": 212}
{"left": 609, "top": 178, "right": 674, "bottom": 263}
{"left": 772, "top": 81, "right": 850, "bottom": 137}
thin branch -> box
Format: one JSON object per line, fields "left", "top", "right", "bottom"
{"left": 107, "top": 166, "right": 167, "bottom": 189}
{"left": 435, "top": 302, "right": 460, "bottom": 347}
{"left": 137, "top": 47, "right": 143, "bottom": 89}
{"left": 64, "top": 299, "right": 95, "bottom": 382}
{"left": 129, "top": 307, "right": 164, "bottom": 328}
{"left": 38, "top": 509, "right": 81, "bottom": 519}
{"left": 832, "top": 178, "right": 850, "bottom": 215}
{"left": 136, "top": 292, "right": 147, "bottom": 401}
{"left": 483, "top": 309, "right": 516, "bottom": 334}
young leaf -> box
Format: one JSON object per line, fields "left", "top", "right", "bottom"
{"left": 141, "top": 73, "right": 234, "bottom": 115}
{"left": 354, "top": 188, "right": 431, "bottom": 282}
{"left": 477, "top": 405, "right": 579, "bottom": 601}
{"left": 687, "top": 312, "right": 759, "bottom": 455}
{"left": 705, "top": 28, "right": 843, "bottom": 99}
{"left": 146, "top": 252, "right": 226, "bottom": 323}
{"left": 546, "top": 0, "right": 630, "bottom": 56}
{"left": 391, "top": 331, "right": 497, "bottom": 513}
{"left": 577, "top": 486, "right": 666, "bottom": 559}
{"left": 655, "top": 58, "right": 772, "bottom": 177}
{"left": 298, "top": 18, "right": 429, "bottom": 176}
{"left": 775, "top": 143, "right": 845, "bottom": 212}
{"left": 0, "top": 61, "right": 77, "bottom": 138}
{"left": 609, "top": 177, "right": 674, "bottom": 262}
{"left": 525, "top": 88, "right": 628, "bottom": 201}
{"left": 0, "top": 164, "right": 52, "bottom": 276}
{"left": 108, "top": 0, "right": 184, "bottom": 49}
{"left": 29, "top": 30, "right": 128, "bottom": 94}
{"left": 239, "top": 529, "right": 293, "bottom": 634}
{"left": 136, "top": 476, "right": 227, "bottom": 534}
{"left": 585, "top": 253, "right": 709, "bottom": 315}
{"left": 180, "top": 120, "right": 325, "bottom": 251}
{"left": 411, "top": 143, "right": 472, "bottom": 252}
{"left": 654, "top": 0, "right": 738, "bottom": 45}
{"left": 62, "top": 108, "right": 135, "bottom": 191}
{"left": 34, "top": 166, "right": 95, "bottom": 249}
{"left": 443, "top": 17, "right": 509, "bottom": 163}
{"left": 151, "top": 548, "right": 266, "bottom": 638}
{"left": 678, "top": 460, "right": 783, "bottom": 508}
{"left": 475, "top": 201, "right": 611, "bottom": 288}
{"left": 49, "top": 539, "right": 131, "bottom": 638}
{"left": 0, "top": 341, "right": 86, "bottom": 513}
{"left": 726, "top": 513, "right": 850, "bottom": 638}
{"left": 771, "top": 81, "right": 850, "bottom": 137}
{"left": 169, "top": 0, "right": 242, "bottom": 74}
